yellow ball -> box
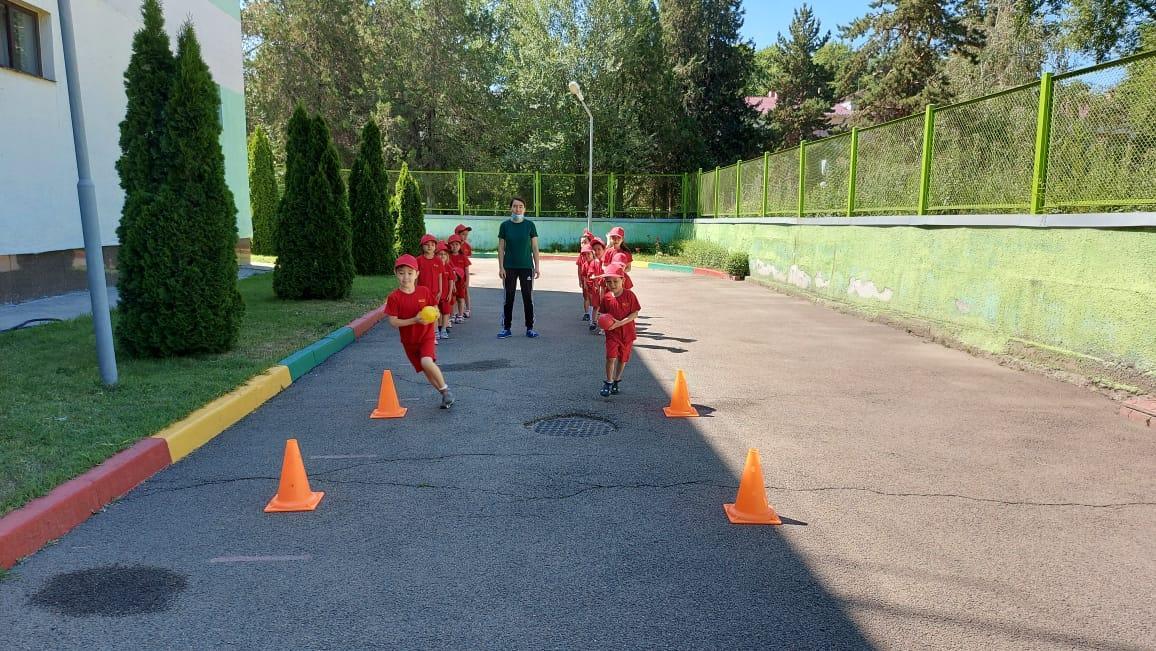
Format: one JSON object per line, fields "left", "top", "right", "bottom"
{"left": 418, "top": 305, "right": 440, "bottom": 324}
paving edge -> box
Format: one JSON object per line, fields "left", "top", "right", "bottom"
{"left": 0, "top": 303, "right": 387, "bottom": 570}
{"left": 1119, "top": 398, "right": 1155, "bottom": 427}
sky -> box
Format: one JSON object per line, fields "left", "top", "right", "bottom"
{"left": 740, "top": 1, "right": 875, "bottom": 50}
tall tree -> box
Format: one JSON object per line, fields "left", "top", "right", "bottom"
{"left": 662, "top": 0, "right": 760, "bottom": 168}
{"left": 945, "top": 0, "right": 1048, "bottom": 98}
{"left": 115, "top": 0, "right": 175, "bottom": 355}
{"left": 840, "top": 0, "right": 985, "bottom": 123}
{"left": 392, "top": 162, "right": 425, "bottom": 259}
{"left": 248, "top": 125, "right": 279, "bottom": 255}
{"left": 1046, "top": 0, "right": 1156, "bottom": 61}
{"left": 766, "top": 5, "right": 836, "bottom": 147}
{"left": 120, "top": 24, "right": 244, "bottom": 356}
{"left": 349, "top": 120, "right": 393, "bottom": 274}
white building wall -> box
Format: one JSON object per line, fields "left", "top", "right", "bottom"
{"left": 0, "top": 0, "right": 247, "bottom": 256}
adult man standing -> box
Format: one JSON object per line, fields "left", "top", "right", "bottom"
{"left": 497, "top": 196, "right": 540, "bottom": 338}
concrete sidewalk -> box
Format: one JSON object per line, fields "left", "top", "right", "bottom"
{"left": 0, "top": 264, "right": 272, "bottom": 331}
{"left": 0, "top": 258, "right": 1152, "bottom": 649}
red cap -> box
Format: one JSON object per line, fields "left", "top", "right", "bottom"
{"left": 447, "top": 234, "right": 462, "bottom": 244}
{"left": 598, "top": 262, "right": 626, "bottom": 278}
{"left": 394, "top": 254, "right": 419, "bottom": 270}
{"left": 436, "top": 241, "right": 450, "bottom": 253}
{"left": 612, "top": 251, "right": 629, "bottom": 264}
{"left": 582, "top": 229, "right": 594, "bottom": 238}
{"left": 591, "top": 237, "right": 605, "bottom": 248}
{"left": 607, "top": 226, "right": 625, "bottom": 239}
{"left": 580, "top": 245, "right": 594, "bottom": 254}
{"left": 420, "top": 234, "right": 437, "bottom": 246}
{"left": 454, "top": 223, "right": 472, "bottom": 234}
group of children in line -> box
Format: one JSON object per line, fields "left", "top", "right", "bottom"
{"left": 383, "top": 223, "right": 474, "bottom": 409}
{"left": 576, "top": 226, "right": 641, "bottom": 397}
{"left": 383, "top": 221, "right": 643, "bottom": 408}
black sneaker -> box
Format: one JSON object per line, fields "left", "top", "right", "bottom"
{"left": 610, "top": 381, "right": 619, "bottom": 395}
{"left": 589, "top": 323, "right": 597, "bottom": 332}
{"left": 581, "top": 313, "right": 590, "bottom": 321}
{"left": 599, "top": 381, "right": 613, "bottom": 397}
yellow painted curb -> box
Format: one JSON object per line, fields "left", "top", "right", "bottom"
{"left": 153, "top": 365, "right": 293, "bottom": 463}
{"left": 633, "top": 260, "right": 650, "bottom": 269}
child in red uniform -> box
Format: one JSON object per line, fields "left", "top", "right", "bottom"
{"left": 578, "top": 244, "right": 596, "bottom": 322}
{"left": 596, "top": 262, "right": 641, "bottom": 397}
{"left": 454, "top": 224, "right": 473, "bottom": 318}
{"left": 589, "top": 238, "right": 607, "bottom": 332}
{"left": 416, "top": 234, "right": 445, "bottom": 341}
{"left": 384, "top": 254, "right": 453, "bottom": 409}
{"left": 448, "top": 234, "right": 470, "bottom": 323}
{"left": 436, "top": 241, "right": 456, "bottom": 339}
{"left": 604, "top": 226, "right": 633, "bottom": 270}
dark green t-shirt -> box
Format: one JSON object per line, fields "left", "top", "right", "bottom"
{"left": 498, "top": 218, "right": 538, "bottom": 269}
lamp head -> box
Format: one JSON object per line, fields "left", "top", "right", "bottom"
{"left": 568, "top": 80, "right": 584, "bottom": 102}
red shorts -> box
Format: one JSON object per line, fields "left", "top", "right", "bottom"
{"left": 456, "top": 284, "right": 468, "bottom": 300}
{"left": 439, "top": 299, "right": 454, "bottom": 314}
{"left": 604, "top": 332, "right": 634, "bottom": 363}
{"left": 403, "top": 337, "right": 437, "bottom": 372}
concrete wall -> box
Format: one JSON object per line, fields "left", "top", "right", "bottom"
{"left": 0, "top": 0, "right": 248, "bottom": 256}
{"left": 702, "top": 221, "right": 1156, "bottom": 381}
{"left": 423, "top": 215, "right": 692, "bottom": 251}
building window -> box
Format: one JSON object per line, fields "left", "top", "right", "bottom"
{"left": 1, "top": 1, "right": 42, "bottom": 77}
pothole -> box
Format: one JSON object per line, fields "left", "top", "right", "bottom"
{"left": 527, "top": 414, "right": 616, "bottom": 437}
{"left": 29, "top": 565, "right": 187, "bottom": 617}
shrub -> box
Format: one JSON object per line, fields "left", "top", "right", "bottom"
{"left": 349, "top": 120, "right": 393, "bottom": 274}
{"left": 678, "top": 239, "right": 730, "bottom": 269}
{"left": 118, "top": 23, "right": 243, "bottom": 356}
{"left": 392, "top": 162, "right": 425, "bottom": 258}
{"left": 724, "top": 251, "right": 749, "bottom": 278}
{"left": 248, "top": 126, "right": 278, "bottom": 255}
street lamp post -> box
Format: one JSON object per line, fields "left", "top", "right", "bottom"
{"left": 568, "top": 81, "right": 593, "bottom": 233}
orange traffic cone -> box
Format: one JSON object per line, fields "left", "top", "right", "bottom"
{"left": 663, "top": 369, "right": 699, "bottom": 417}
{"left": 370, "top": 370, "right": 407, "bottom": 419}
{"left": 724, "top": 448, "right": 781, "bottom": 525}
{"left": 264, "top": 439, "right": 325, "bottom": 513}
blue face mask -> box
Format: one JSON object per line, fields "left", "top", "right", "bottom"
{"left": 511, "top": 214, "right": 524, "bottom": 222}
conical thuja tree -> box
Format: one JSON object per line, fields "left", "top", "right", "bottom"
{"left": 349, "top": 120, "right": 393, "bottom": 274}
{"left": 273, "top": 108, "right": 354, "bottom": 299}
{"left": 392, "top": 162, "right": 425, "bottom": 258}
{"left": 114, "top": 0, "right": 175, "bottom": 355}
{"left": 126, "top": 23, "right": 244, "bottom": 356}
{"left": 306, "top": 115, "right": 355, "bottom": 298}
{"left": 248, "top": 125, "right": 279, "bottom": 255}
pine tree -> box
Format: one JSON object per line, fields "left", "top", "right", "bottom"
{"left": 273, "top": 107, "right": 354, "bottom": 299}
{"left": 114, "top": 0, "right": 174, "bottom": 356}
{"left": 349, "top": 120, "right": 393, "bottom": 274}
{"left": 120, "top": 23, "right": 244, "bottom": 356}
{"left": 661, "top": 0, "right": 760, "bottom": 167}
{"left": 248, "top": 125, "right": 279, "bottom": 255}
{"left": 841, "top": 0, "right": 985, "bottom": 123}
{"left": 766, "top": 5, "right": 836, "bottom": 147}
{"left": 392, "top": 162, "right": 425, "bottom": 259}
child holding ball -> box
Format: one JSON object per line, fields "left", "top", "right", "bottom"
{"left": 385, "top": 254, "right": 454, "bottom": 409}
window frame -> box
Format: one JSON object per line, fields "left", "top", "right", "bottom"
{"left": 1, "top": 0, "right": 43, "bottom": 78}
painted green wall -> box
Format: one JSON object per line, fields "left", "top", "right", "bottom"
{"left": 725, "top": 223, "right": 1156, "bottom": 376}
{"left": 423, "top": 216, "right": 691, "bottom": 251}
{"left": 220, "top": 85, "right": 251, "bottom": 239}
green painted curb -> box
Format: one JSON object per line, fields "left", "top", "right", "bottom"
{"left": 278, "top": 348, "right": 317, "bottom": 382}
{"left": 647, "top": 262, "right": 695, "bottom": 273}
{"left": 325, "top": 326, "right": 356, "bottom": 348}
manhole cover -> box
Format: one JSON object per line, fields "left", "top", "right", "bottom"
{"left": 529, "top": 415, "right": 616, "bottom": 437}
{"left": 30, "top": 565, "right": 187, "bottom": 617}
{"left": 439, "top": 359, "right": 512, "bottom": 372}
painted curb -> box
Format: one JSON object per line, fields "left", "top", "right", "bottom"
{"left": 0, "top": 304, "right": 391, "bottom": 570}
{"left": 693, "top": 267, "right": 729, "bottom": 279}
{"left": 647, "top": 261, "right": 695, "bottom": 273}
{"left": 1120, "top": 398, "right": 1155, "bottom": 427}
{"left": 153, "top": 365, "right": 293, "bottom": 463}
{"left": 0, "top": 438, "right": 170, "bottom": 569}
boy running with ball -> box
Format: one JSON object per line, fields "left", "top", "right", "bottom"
{"left": 596, "top": 262, "right": 641, "bottom": 397}
{"left": 384, "top": 254, "right": 454, "bottom": 409}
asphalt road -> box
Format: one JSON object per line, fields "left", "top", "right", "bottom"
{"left": 1, "top": 258, "right": 1152, "bottom": 650}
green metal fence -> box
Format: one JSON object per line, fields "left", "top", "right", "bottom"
{"left": 696, "top": 49, "right": 1156, "bottom": 217}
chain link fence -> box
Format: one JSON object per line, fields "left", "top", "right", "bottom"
{"left": 765, "top": 147, "right": 799, "bottom": 215}
{"left": 853, "top": 115, "right": 924, "bottom": 214}
{"left": 739, "top": 157, "right": 764, "bottom": 216}
{"left": 1046, "top": 53, "right": 1156, "bottom": 210}
{"left": 803, "top": 133, "right": 852, "bottom": 215}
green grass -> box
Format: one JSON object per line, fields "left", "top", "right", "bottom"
{"left": 0, "top": 273, "right": 393, "bottom": 516}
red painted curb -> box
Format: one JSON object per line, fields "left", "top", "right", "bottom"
{"left": 0, "top": 437, "right": 170, "bottom": 569}
{"left": 693, "top": 267, "right": 729, "bottom": 279}
{"left": 349, "top": 305, "right": 386, "bottom": 338}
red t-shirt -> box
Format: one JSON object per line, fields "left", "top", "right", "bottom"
{"left": 460, "top": 241, "right": 473, "bottom": 257}
{"left": 384, "top": 286, "right": 436, "bottom": 346}
{"left": 416, "top": 254, "right": 443, "bottom": 300}
{"left": 450, "top": 252, "right": 471, "bottom": 271}
{"left": 598, "top": 288, "right": 640, "bottom": 340}
{"left": 440, "top": 261, "right": 456, "bottom": 303}
{"left": 584, "top": 258, "right": 603, "bottom": 290}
